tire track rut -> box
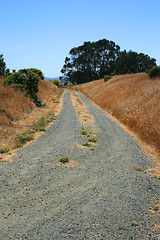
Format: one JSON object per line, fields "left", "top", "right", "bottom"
{"left": 0, "top": 90, "right": 159, "bottom": 240}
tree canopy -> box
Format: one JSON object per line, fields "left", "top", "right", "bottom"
{"left": 4, "top": 68, "right": 44, "bottom": 105}
{"left": 61, "top": 39, "right": 156, "bottom": 84}
{"left": 114, "top": 50, "right": 156, "bottom": 74}
{"left": 0, "top": 54, "right": 10, "bottom": 75}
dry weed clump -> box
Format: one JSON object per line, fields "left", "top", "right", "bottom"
{"left": 0, "top": 77, "right": 63, "bottom": 152}
{"left": 78, "top": 73, "right": 160, "bottom": 159}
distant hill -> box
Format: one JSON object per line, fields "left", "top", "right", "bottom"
{"left": 45, "top": 77, "right": 59, "bottom": 81}
{"left": 45, "top": 77, "right": 71, "bottom": 85}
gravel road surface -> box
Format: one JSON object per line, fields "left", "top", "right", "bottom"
{"left": 0, "top": 90, "right": 159, "bottom": 240}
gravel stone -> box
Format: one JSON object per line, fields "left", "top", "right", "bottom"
{"left": 0, "top": 90, "right": 159, "bottom": 240}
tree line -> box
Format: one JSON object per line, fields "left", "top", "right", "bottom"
{"left": 0, "top": 54, "right": 11, "bottom": 75}
{"left": 61, "top": 39, "right": 157, "bottom": 84}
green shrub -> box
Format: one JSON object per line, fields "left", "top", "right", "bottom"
{"left": 4, "top": 68, "right": 41, "bottom": 102}
{"left": 80, "top": 127, "right": 90, "bottom": 137}
{"left": 47, "top": 112, "right": 56, "bottom": 122}
{"left": 0, "top": 148, "right": 9, "bottom": 154}
{"left": 23, "top": 70, "right": 40, "bottom": 100}
{"left": 36, "top": 98, "right": 42, "bottom": 105}
{"left": 59, "top": 156, "right": 69, "bottom": 163}
{"left": 9, "top": 83, "right": 24, "bottom": 91}
{"left": 52, "top": 79, "right": 61, "bottom": 86}
{"left": 30, "top": 117, "right": 46, "bottom": 132}
{"left": 68, "top": 82, "right": 73, "bottom": 87}
{"left": 29, "top": 68, "right": 44, "bottom": 80}
{"left": 88, "top": 136, "right": 97, "bottom": 143}
{"left": 148, "top": 66, "right": 160, "bottom": 79}
{"left": 14, "top": 144, "right": 23, "bottom": 149}
{"left": 16, "top": 132, "right": 34, "bottom": 144}
{"left": 82, "top": 142, "right": 92, "bottom": 147}
{"left": 104, "top": 75, "right": 112, "bottom": 82}
{"left": 4, "top": 72, "right": 24, "bottom": 85}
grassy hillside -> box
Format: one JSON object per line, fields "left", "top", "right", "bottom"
{"left": 0, "top": 76, "right": 62, "bottom": 152}
{"left": 78, "top": 73, "right": 160, "bottom": 160}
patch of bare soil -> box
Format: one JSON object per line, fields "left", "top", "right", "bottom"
{"left": 58, "top": 160, "right": 80, "bottom": 167}
{"left": 145, "top": 167, "right": 160, "bottom": 178}
{"left": 153, "top": 225, "right": 160, "bottom": 232}
{"left": 70, "top": 90, "right": 97, "bottom": 150}
{"left": 70, "top": 90, "right": 96, "bottom": 132}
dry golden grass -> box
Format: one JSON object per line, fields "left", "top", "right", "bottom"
{"left": 0, "top": 76, "right": 63, "bottom": 152}
{"left": 38, "top": 79, "right": 62, "bottom": 108}
{"left": 78, "top": 73, "right": 160, "bottom": 173}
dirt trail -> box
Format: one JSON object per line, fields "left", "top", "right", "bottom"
{"left": 0, "top": 91, "right": 159, "bottom": 240}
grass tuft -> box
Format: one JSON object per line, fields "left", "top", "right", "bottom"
{"left": 59, "top": 156, "right": 70, "bottom": 163}
{"left": 104, "top": 75, "right": 112, "bottom": 82}
{"left": 30, "top": 117, "right": 46, "bottom": 132}
{"left": 88, "top": 136, "right": 97, "bottom": 143}
{"left": 0, "top": 148, "right": 9, "bottom": 154}
{"left": 82, "top": 142, "right": 92, "bottom": 147}
{"left": 81, "top": 127, "right": 90, "bottom": 136}
{"left": 14, "top": 144, "right": 23, "bottom": 149}
{"left": 80, "top": 125, "right": 97, "bottom": 148}
{"left": 149, "top": 205, "right": 159, "bottom": 212}
{"left": 16, "top": 132, "right": 34, "bottom": 144}
{"left": 46, "top": 112, "right": 56, "bottom": 122}
{"left": 134, "top": 167, "right": 144, "bottom": 172}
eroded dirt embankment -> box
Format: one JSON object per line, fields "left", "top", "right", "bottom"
{"left": 0, "top": 77, "right": 63, "bottom": 159}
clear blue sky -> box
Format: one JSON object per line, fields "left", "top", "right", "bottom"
{"left": 1, "top": 0, "right": 160, "bottom": 77}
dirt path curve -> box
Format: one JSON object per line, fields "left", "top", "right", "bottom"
{"left": 0, "top": 90, "right": 159, "bottom": 240}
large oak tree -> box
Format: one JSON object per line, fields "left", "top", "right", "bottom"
{"left": 61, "top": 39, "right": 120, "bottom": 84}
{"left": 114, "top": 50, "right": 156, "bottom": 74}
{"left": 61, "top": 39, "right": 156, "bottom": 84}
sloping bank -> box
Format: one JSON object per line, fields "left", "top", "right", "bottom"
{"left": 0, "top": 76, "right": 63, "bottom": 158}
{"left": 78, "top": 73, "right": 160, "bottom": 172}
